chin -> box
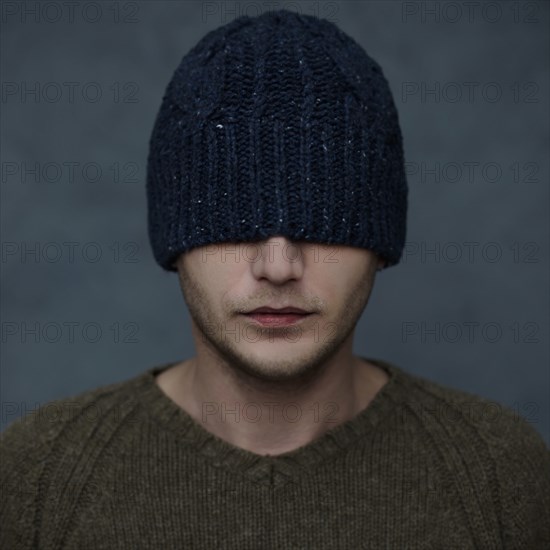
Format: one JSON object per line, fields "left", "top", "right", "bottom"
{"left": 228, "top": 344, "right": 330, "bottom": 383}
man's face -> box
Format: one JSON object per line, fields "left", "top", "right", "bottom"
{"left": 175, "top": 236, "right": 382, "bottom": 384}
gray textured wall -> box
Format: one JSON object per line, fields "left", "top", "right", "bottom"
{"left": 2, "top": 0, "right": 549, "bottom": 444}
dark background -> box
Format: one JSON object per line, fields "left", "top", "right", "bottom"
{"left": 1, "top": 0, "right": 549, "bottom": 444}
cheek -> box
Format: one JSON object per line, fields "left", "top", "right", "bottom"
{"left": 314, "top": 256, "right": 360, "bottom": 291}
{"left": 319, "top": 258, "right": 371, "bottom": 306}
{"left": 198, "top": 260, "right": 249, "bottom": 301}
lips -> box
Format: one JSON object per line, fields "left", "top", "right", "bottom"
{"left": 245, "top": 306, "right": 310, "bottom": 314}
{"left": 242, "top": 306, "right": 313, "bottom": 328}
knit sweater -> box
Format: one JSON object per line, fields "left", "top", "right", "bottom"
{"left": 1, "top": 357, "right": 549, "bottom": 549}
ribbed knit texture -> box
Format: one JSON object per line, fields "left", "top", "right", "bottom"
{"left": 2, "top": 357, "right": 549, "bottom": 549}
{"left": 146, "top": 9, "right": 408, "bottom": 272}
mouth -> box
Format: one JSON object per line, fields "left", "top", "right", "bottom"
{"left": 241, "top": 307, "right": 314, "bottom": 328}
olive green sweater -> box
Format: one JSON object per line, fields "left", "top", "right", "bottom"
{"left": 1, "top": 357, "right": 549, "bottom": 549}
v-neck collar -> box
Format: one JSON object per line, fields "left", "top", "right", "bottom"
{"left": 131, "top": 356, "right": 407, "bottom": 489}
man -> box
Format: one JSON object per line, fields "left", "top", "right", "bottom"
{"left": 1, "top": 9, "right": 549, "bottom": 549}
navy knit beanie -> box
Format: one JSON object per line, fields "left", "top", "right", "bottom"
{"left": 146, "top": 9, "right": 408, "bottom": 272}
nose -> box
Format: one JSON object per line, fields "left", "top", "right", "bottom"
{"left": 249, "top": 235, "right": 304, "bottom": 285}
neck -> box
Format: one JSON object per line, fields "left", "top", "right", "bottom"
{"left": 156, "top": 349, "right": 390, "bottom": 456}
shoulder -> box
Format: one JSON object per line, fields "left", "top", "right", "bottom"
{"left": 0, "top": 373, "right": 143, "bottom": 547}
{"left": 1, "top": 373, "right": 141, "bottom": 452}
{"left": 397, "top": 368, "right": 548, "bottom": 452}
{"left": 394, "top": 366, "right": 550, "bottom": 546}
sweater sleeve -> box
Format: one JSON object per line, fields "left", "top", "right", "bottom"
{"left": 491, "top": 409, "right": 550, "bottom": 549}
{"left": 0, "top": 413, "right": 49, "bottom": 549}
